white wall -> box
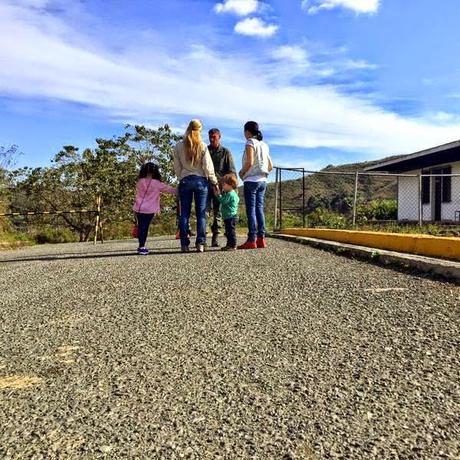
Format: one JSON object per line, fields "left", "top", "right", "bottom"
{"left": 398, "top": 173, "right": 419, "bottom": 221}
{"left": 441, "top": 161, "right": 460, "bottom": 221}
{"left": 397, "top": 161, "right": 460, "bottom": 222}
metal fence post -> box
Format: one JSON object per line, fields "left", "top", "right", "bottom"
{"left": 274, "top": 168, "right": 279, "bottom": 231}
{"left": 418, "top": 174, "right": 423, "bottom": 227}
{"left": 94, "top": 195, "right": 102, "bottom": 244}
{"left": 302, "top": 168, "right": 306, "bottom": 228}
{"left": 352, "top": 171, "right": 359, "bottom": 226}
{"left": 279, "top": 169, "right": 283, "bottom": 230}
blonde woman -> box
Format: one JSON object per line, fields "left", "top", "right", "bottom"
{"left": 174, "top": 120, "right": 218, "bottom": 252}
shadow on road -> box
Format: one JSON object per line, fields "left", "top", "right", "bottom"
{"left": 0, "top": 249, "right": 192, "bottom": 264}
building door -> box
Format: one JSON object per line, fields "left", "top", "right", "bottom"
{"left": 432, "top": 168, "right": 442, "bottom": 221}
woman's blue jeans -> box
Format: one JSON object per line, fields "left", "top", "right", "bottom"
{"left": 179, "top": 175, "right": 209, "bottom": 246}
{"left": 244, "top": 181, "right": 267, "bottom": 242}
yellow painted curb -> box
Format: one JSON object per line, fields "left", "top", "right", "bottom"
{"left": 282, "top": 228, "right": 460, "bottom": 261}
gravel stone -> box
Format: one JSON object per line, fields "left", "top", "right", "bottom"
{"left": 0, "top": 237, "right": 459, "bottom": 459}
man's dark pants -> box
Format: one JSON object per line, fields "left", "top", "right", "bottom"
{"left": 208, "top": 188, "right": 222, "bottom": 236}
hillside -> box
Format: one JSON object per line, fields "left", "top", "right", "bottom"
{"left": 319, "top": 154, "right": 406, "bottom": 173}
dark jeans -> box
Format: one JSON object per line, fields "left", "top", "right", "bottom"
{"left": 179, "top": 175, "right": 209, "bottom": 246}
{"left": 208, "top": 187, "right": 222, "bottom": 236}
{"left": 244, "top": 181, "right": 267, "bottom": 242}
{"left": 136, "top": 213, "right": 154, "bottom": 247}
{"left": 224, "top": 217, "right": 238, "bottom": 248}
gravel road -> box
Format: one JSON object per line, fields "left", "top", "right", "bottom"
{"left": 0, "top": 237, "right": 459, "bottom": 459}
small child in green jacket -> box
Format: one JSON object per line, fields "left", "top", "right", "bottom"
{"left": 216, "top": 174, "right": 240, "bottom": 251}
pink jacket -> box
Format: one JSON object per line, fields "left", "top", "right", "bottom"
{"left": 133, "top": 178, "right": 176, "bottom": 214}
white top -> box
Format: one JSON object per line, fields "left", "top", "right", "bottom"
{"left": 244, "top": 174, "right": 267, "bottom": 183}
{"left": 242, "top": 138, "right": 271, "bottom": 183}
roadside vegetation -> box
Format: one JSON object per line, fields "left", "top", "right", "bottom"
{"left": 1, "top": 125, "right": 180, "bottom": 244}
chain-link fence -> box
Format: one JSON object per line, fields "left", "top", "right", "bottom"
{"left": 272, "top": 167, "right": 460, "bottom": 234}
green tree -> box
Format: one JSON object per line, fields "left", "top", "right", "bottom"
{"left": 7, "top": 125, "right": 181, "bottom": 242}
{"left": 126, "top": 124, "right": 181, "bottom": 183}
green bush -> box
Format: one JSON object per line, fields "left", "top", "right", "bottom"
{"left": 32, "top": 227, "right": 78, "bottom": 244}
{"left": 0, "top": 230, "right": 32, "bottom": 243}
{"left": 357, "top": 199, "right": 397, "bottom": 221}
{"left": 264, "top": 212, "right": 275, "bottom": 230}
{"left": 237, "top": 211, "right": 247, "bottom": 227}
{"left": 281, "top": 213, "right": 304, "bottom": 228}
{"left": 307, "top": 208, "right": 348, "bottom": 229}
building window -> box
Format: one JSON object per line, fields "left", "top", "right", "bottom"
{"left": 442, "top": 166, "right": 452, "bottom": 203}
{"left": 421, "top": 172, "right": 430, "bottom": 204}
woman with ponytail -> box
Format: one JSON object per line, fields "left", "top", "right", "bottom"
{"left": 238, "top": 121, "right": 273, "bottom": 250}
{"left": 174, "top": 120, "right": 218, "bottom": 252}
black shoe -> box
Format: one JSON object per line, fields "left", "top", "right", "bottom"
{"left": 211, "top": 235, "right": 219, "bottom": 247}
{"left": 221, "top": 246, "right": 236, "bottom": 251}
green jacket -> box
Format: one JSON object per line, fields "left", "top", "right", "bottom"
{"left": 216, "top": 190, "right": 239, "bottom": 220}
{"left": 208, "top": 144, "right": 236, "bottom": 179}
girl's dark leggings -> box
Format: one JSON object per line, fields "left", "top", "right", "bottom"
{"left": 137, "top": 213, "right": 154, "bottom": 247}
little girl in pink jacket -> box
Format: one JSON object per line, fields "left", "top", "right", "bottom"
{"left": 133, "top": 162, "right": 176, "bottom": 255}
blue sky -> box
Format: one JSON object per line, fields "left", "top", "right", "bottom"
{"left": 1, "top": 0, "right": 460, "bottom": 169}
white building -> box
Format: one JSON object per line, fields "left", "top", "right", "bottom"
{"left": 365, "top": 141, "right": 460, "bottom": 222}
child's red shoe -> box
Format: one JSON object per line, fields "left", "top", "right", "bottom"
{"left": 256, "top": 237, "right": 267, "bottom": 248}
{"left": 237, "top": 241, "right": 257, "bottom": 250}
{"left": 175, "top": 230, "right": 180, "bottom": 240}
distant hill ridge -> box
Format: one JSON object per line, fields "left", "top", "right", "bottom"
{"left": 316, "top": 154, "right": 407, "bottom": 173}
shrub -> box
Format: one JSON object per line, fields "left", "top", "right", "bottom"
{"left": 32, "top": 227, "right": 78, "bottom": 244}
{"left": 307, "top": 208, "right": 348, "bottom": 229}
{"left": 0, "top": 230, "right": 31, "bottom": 243}
{"left": 357, "top": 199, "right": 397, "bottom": 221}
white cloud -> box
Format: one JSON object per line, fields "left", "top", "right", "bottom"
{"left": 425, "top": 112, "right": 460, "bottom": 124}
{"left": 342, "top": 59, "right": 378, "bottom": 70}
{"left": 0, "top": 0, "right": 459, "bottom": 162}
{"left": 234, "top": 17, "right": 278, "bottom": 38}
{"left": 272, "top": 45, "right": 310, "bottom": 65}
{"left": 214, "top": 0, "right": 259, "bottom": 16}
{"left": 302, "top": 0, "right": 380, "bottom": 14}
{"left": 13, "top": 0, "right": 51, "bottom": 7}
{"left": 269, "top": 45, "right": 376, "bottom": 82}
{"left": 272, "top": 157, "right": 333, "bottom": 171}
{"left": 268, "top": 45, "right": 312, "bottom": 83}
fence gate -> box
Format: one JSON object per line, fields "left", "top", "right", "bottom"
{"left": 273, "top": 167, "right": 306, "bottom": 231}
